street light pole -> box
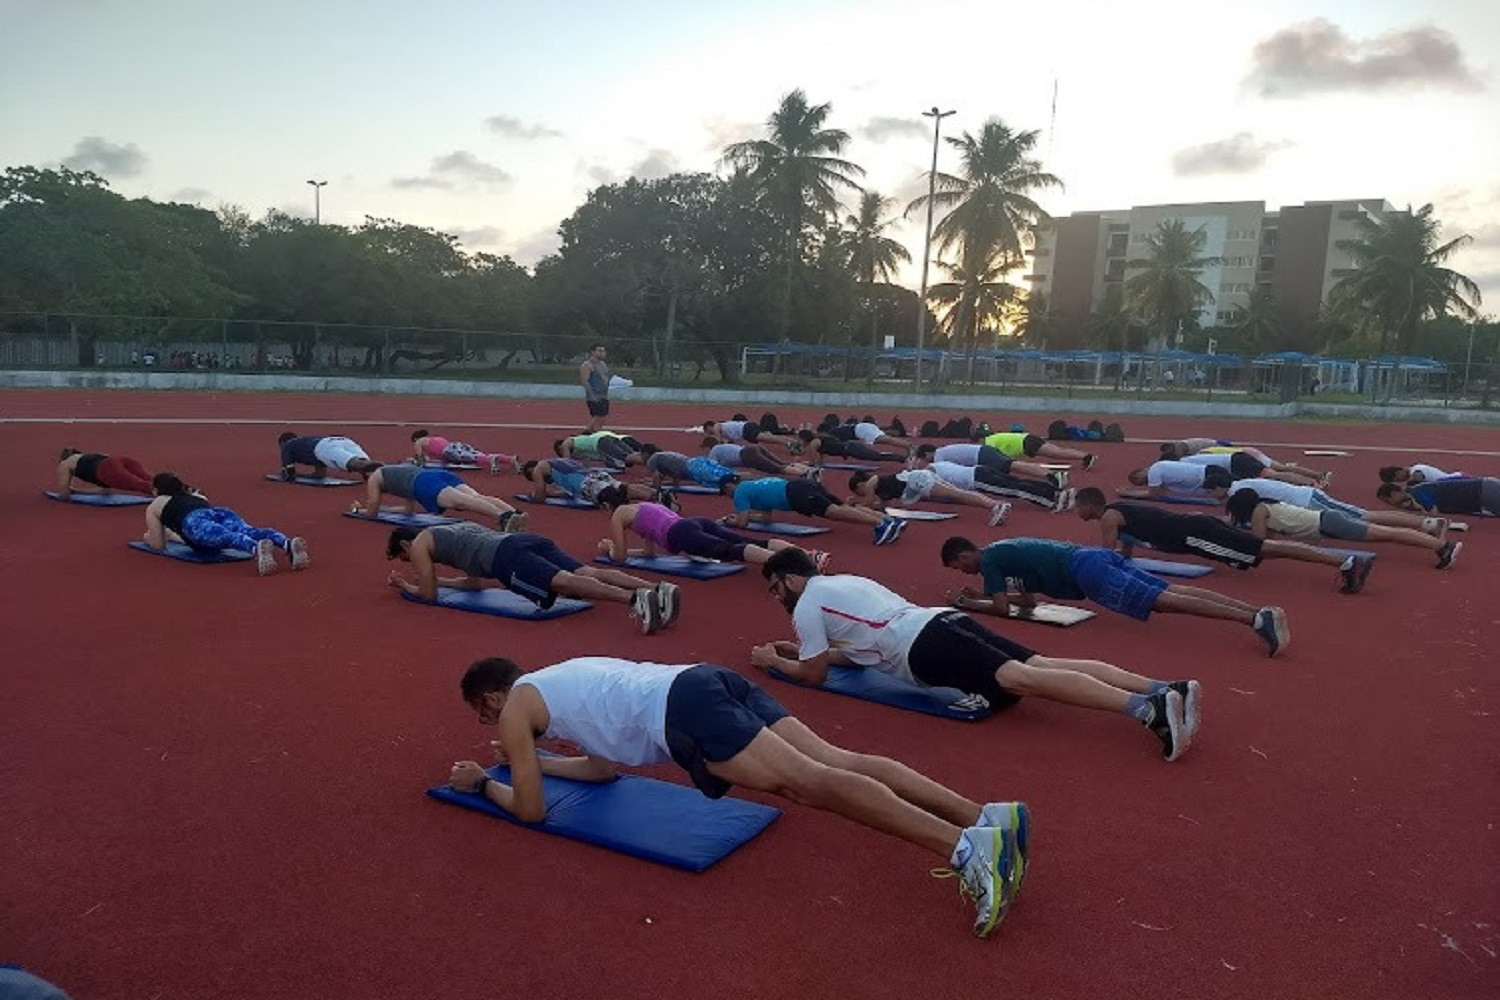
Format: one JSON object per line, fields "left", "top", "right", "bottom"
{"left": 915, "top": 107, "right": 955, "bottom": 389}
{"left": 306, "top": 179, "right": 327, "bottom": 225}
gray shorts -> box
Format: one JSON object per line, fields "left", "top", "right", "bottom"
{"left": 1318, "top": 509, "right": 1370, "bottom": 541}
{"left": 1309, "top": 490, "right": 1366, "bottom": 519}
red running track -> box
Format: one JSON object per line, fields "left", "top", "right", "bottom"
{"left": 2, "top": 390, "right": 1497, "bottom": 1000}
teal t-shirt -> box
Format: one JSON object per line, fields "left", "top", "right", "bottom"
{"left": 979, "top": 539, "right": 1084, "bottom": 599}
{"left": 733, "top": 478, "right": 791, "bottom": 512}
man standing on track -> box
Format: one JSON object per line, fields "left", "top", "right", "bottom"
{"left": 581, "top": 343, "right": 611, "bottom": 433}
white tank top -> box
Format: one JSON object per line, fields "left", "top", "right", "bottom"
{"left": 514, "top": 657, "right": 691, "bottom": 765}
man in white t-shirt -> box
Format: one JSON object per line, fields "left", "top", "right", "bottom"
{"left": 447, "top": 653, "right": 1025, "bottom": 937}
{"left": 909, "top": 451, "right": 1074, "bottom": 511}
{"left": 846, "top": 469, "right": 1012, "bottom": 525}
{"left": 921, "top": 443, "right": 1065, "bottom": 486}
{"left": 748, "top": 549, "right": 1201, "bottom": 762}
{"left": 1121, "top": 460, "right": 1233, "bottom": 497}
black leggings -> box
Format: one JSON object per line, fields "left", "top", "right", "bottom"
{"left": 973, "top": 466, "right": 1057, "bottom": 507}
{"left": 906, "top": 613, "right": 1034, "bottom": 708}
{"left": 821, "top": 437, "right": 893, "bottom": 461}
{"left": 596, "top": 436, "right": 641, "bottom": 464}
{"left": 665, "top": 517, "right": 755, "bottom": 562}
{"left": 738, "top": 445, "right": 788, "bottom": 474}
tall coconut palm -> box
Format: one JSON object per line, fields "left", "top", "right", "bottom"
{"left": 927, "top": 251, "right": 1021, "bottom": 384}
{"left": 1086, "top": 283, "right": 1134, "bottom": 390}
{"left": 1330, "top": 203, "right": 1481, "bottom": 361}
{"left": 722, "top": 89, "right": 865, "bottom": 339}
{"left": 1230, "top": 285, "right": 1283, "bottom": 354}
{"left": 843, "top": 191, "right": 910, "bottom": 377}
{"left": 1124, "top": 218, "right": 1219, "bottom": 351}
{"left": 905, "top": 119, "right": 1061, "bottom": 267}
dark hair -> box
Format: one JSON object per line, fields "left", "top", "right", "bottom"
{"left": 590, "top": 343, "right": 605, "bottom": 352}
{"left": 1375, "top": 482, "right": 1403, "bottom": 501}
{"left": 872, "top": 475, "right": 903, "bottom": 501}
{"left": 1378, "top": 466, "right": 1403, "bottom": 483}
{"left": 700, "top": 436, "right": 720, "bottom": 448}
{"left": 817, "top": 417, "right": 838, "bottom": 433}
{"left": 1224, "top": 488, "right": 1263, "bottom": 525}
{"left": 1159, "top": 443, "right": 1176, "bottom": 457}
{"left": 762, "top": 547, "right": 819, "bottom": 580}
{"left": 797, "top": 428, "right": 815, "bottom": 443}
{"left": 939, "top": 536, "right": 979, "bottom": 564}
{"left": 552, "top": 438, "right": 567, "bottom": 457}
{"left": 861, "top": 415, "right": 875, "bottom": 424}
{"left": 731, "top": 413, "right": 749, "bottom": 421}
{"left": 519, "top": 460, "right": 539, "bottom": 479}
{"left": 152, "top": 472, "right": 189, "bottom": 495}
{"left": 59, "top": 447, "right": 81, "bottom": 460}
{"left": 847, "top": 471, "right": 873, "bottom": 492}
{"left": 386, "top": 527, "right": 419, "bottom": 559}
{"left": 595, "top": 485, "right": 628, "bottom": 510}
{"left": 702, "top": 420, "right": 717, "bottom": 431}
{"left": 461, "top": 657, "right": 523, "bottom": 702}
{"left": 410, "top": 429, "right": 429, "bottom": 441}
{"left": 914, "top": 444, "right": 935, "bottom": 459}
{"left": 1074, "top": 486, "right": 1107, "bottom": 507}
{"left": 639, "top": 443, "right": 660, "bottom": 457}
{"left": 278, "top": 432, "right": 296, "bottom": 446}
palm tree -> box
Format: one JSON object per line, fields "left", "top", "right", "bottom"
{"left": 1086, "top": 283, "right": 1134, "bottom": 390}
{"left": 1124, "top": 218, "right": 1220, "bottom": 352}
{"left": 906, "top": 119, "right": 1061, "bottom": 267}
{"left": 843, "top": 191, "right": 910, "bottom": 380}
{"left": 1330, "top": 203, "right": 1481, "bottom": 363}
{"left": 927, "top": 251, "right": 1021, "bottom": 384}
{"left": 722, "top": 89, "right": 865, "bottom": 339}
{"left": 1231, "top": 286, "right": 1282, "bottom": 354}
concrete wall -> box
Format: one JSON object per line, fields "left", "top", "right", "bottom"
{"left": 4, "top": 369, "right": 1500, "bottom": 425}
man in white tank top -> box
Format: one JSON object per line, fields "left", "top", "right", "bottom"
{"left": 447, "top": 655, "right": 1028, "bottom": 938}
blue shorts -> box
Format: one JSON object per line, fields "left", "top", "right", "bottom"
{"left": 552, "top": 470, "right": 586, "bottom": 497}
{"left": 686, "top": 457, "right": 737, "bottom": 489}
{"left": 663, "top": 665, "right": 790, "bottom": 799}
{"left": 490, "top": 533, "right": 583, "bottom": 608}
{"left": 1067, "top": 548, "right": 1167, "bottom": 621}
{"left": 413, "top": 470, "right": 463, "bottom": 513}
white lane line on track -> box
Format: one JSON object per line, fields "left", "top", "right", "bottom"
{"left": 2, "top": 417, "right": 1499, "bottom": 457}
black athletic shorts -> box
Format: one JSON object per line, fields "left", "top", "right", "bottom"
{"left": 1229, "top": 451, "right": 1267, "bottom": 480}
{"left": 785, "top": 478, "right": 838, "bottom": 517}
{"left": 586, "top": 398, "right": 610, "bottom": 418}
{"left": 491, "top": 533, "right": 583, "bottom": 608}
{"left": 663, "top": 665, "right": 790, "bottom": 798}
{"left": 1181, "top": 517, "right": 1265, "bottom": 569}
{"left": 1021, "top": 434, "right": 1046, "bottom": 457}
{"left": 1201, "top": 466, "right": 1234, "bottom": 491}
{"left": 906, "top": 612, "right": 1031, "bottom": 710}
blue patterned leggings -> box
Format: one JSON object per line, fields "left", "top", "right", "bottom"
{"left": 181, "top": 507, "right": 289, "bottom": 553}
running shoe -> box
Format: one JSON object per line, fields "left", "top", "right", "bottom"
{"left": 510, "top": 456, "right": 524, "bottom": 475}
{"left": 287, "top": 536, "right": 311, "bottom": 570}
{"left": 1339, "top": 554, "right": 1375, "bottom": 594}
{"left": 279, "top": 466, "right": 297, "bottom": 483}
{"left": 1252, "top": 606, "right": 1289, "bottom": 657}
{"left": 1168, "top": 680, "right": 1202, "bottom": 742}
{"left": 255, "top": 538, "right": 277, "bottom": 576}
{"left": 945, "top": 825, "right": 1019, "bottom": 938}
{"left": 498, "top": 510, "right": 529, "bottom": 533}
{"left": 976, "top": 801, "right": 1030, "bottom": 883}
{"left": 1422, "top": 516, "right": 1450, "bottom": 538}
{"left": 1083, "top": 453, "right": 1099, "bottom": 471}
{"left": 1047, "top": 470, "right": 1070, "bottom": 490}
{"left": 809, "top": 549, "right": 833, "bottom": 574}
{"left": 987, "top": 501, "right": 1012, "bottom": 527}
{"left": 656, "top": 489, "right": 682, "bottom": 513}
{"left": 631, "top": 587, "right": 664, "bottom": 635}
{"left": 1436, "top": 540, "right": 1462, "bottom": 569}
{"left": 489, "top": 455, "right": 502, "bottom": 476}
{"left": 655, "top": 581, "right": 681, "bottom": 625}
{"left": 1051, "top": 488, "right": 1077, "bottom": 514}
{"left": 1146, "top": 689, "right": 1190, "bottom": 762}
{"left": 873, "top": 517, "right": 906, "bottom": 546}
{"left": 805, "top": 466, "right": 823, "bottom": 483}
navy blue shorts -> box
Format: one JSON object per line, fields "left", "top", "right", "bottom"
{"left": 663, "top": 665, "right": 790, "bottom": 799}
{"left": 1067, "top": 548, "right": 1168, "bottom": 621}
{"left": 413, "top": 470, "right": 463, "bottom": 513}
{"left": 490, "top": 533, "right": 583, "bottom": 608}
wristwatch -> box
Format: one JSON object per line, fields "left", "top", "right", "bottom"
{"left": 473, "top": 776, "right": 491, "bottom": 797}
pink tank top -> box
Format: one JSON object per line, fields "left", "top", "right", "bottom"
{"left": 631, "top": 502, "right": 681, "bottom": 549}
{"left": 422, "top": 436, "right": 450, "bottom": 459}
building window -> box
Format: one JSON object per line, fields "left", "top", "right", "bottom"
{"left": 1259, "top": 256, "right": 1274, "bottom": 271}
{"left": 1104, "top": 259, "right": 1125, "bottom": 280}
{"left": 1107, "top": 234, "right": 1127, "bottom": 256}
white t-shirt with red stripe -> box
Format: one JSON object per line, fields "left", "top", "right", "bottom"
{"left": 792, "top": 575, "right": 944, "bottom": 683}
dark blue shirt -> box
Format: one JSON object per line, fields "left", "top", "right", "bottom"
{"left": 280, "top": 436, "right": 323, "bottom": 467}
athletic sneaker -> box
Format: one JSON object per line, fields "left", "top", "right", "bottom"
{"left": 489, "top": 455, "right": 502, "bottom": 476}
{"left": 510, "top": 456, "right": 524, "bottom": 475}
{"left": 987, "top": 501, "right": 1012, "bottom": 527}
{"left": 804, "top": 466, "right": 823, "bottom": 483}
{"left": 655, "top": 489, "right": 682, "bottom": 513}
{"left": 287, "top": 537, "right": 311, "bottom": 571}
{"left": 947, "top": 825, "right": 1019, "bottom": 938}
{"left": 631, "top": 587, "right": 664, "bottom": 635}
{"left": 1339, "top": 554, "right": 1375, "bottom": 594}
{"left": 255, "top": 538, "right": 277, "bottom": 576}
{"left": 279, "top": 466, "right": 297, "bottom": 483}
{"left": 1252, "top": 606, "right": 1290, "bottom": 658}
{"left": 1168, "top": 680, "right": 1202, "bottom": 742}
{"left": 788, "top": 440, "right": 803, "bottom": 456}
{"left": 1083, "top": 453, "right": 1099, "bottom": 470}
{"left": 498, "top": 510, "right": 529, "bottom": 533}
{"left": 1052, "top": 487, "right": 1077, "bottom": 514}
{"left": 1435, "top": 540, "right": 1462, "bottom": 569}
{"left": 655, "top": 581, "right": 681, "bottom": 626}
{"left": 873, "top": 517, "right": 906, "bottom": 546}
{"left": 809, "top": 549, "right": 833, "bottom": 574}
{"left": 1422, "top": 516, "right": 1449, "bottom": 538}
{"left": 1046, "top": 470, "right": 1069, "bottom": 490}
{"left": 976, "top": 801, "right": 1030, "bottom": 881}
{"left": 1145, "top": 689, "right": 1190, "bottom": 762}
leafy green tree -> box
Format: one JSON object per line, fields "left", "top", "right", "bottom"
{"left": 1086, "top": 283, "right": 1136, "bottom": 389}
{"left": 927, "top": 251, "right": 1021, "bottom": 383}
{"left": 1124, "top": 218, "right": 1219, "bottom": 351}
{"left": 1228, "top": 285, "right": 1281, "bottom": 354}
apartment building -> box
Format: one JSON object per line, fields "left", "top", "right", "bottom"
{"left": 1027, "top": 198, "right": 1392, "bottom": 347}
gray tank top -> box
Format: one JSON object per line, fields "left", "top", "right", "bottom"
{"left": 380, "top": 463, "right": 422, "bottom": 498}
{"left": 585, "top": 359, "right": 610, "bottom": 400}
{"left": 428, "top": 523, "right": 505, "bottom": 578}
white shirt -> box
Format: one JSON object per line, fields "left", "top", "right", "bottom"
{"left": 929, "top": 461, "right": 976, "bottom": 490}
{"left": 514, "top": 657, "right": 691, "bottom": 766}
{"left": 1410, "top": 464, "right": 1457, "bottom": 481}
{"left": 793, "top": 575, "right": 944, "bottom": 683}
{"left": 853, "top": 422, "right": 884, "bottom": 443}
{"left": 1231, "top": 478, "right": 1315, "bottom": 507}
{"left": 1181, "top": 454, "right": 1232, "bottom": 469}
{"left": 719, "top": 420, "right": 748, "bottom": 441}
{"left": 1146, "top": 460, "right": 1208, "bottom": 491}
{"left": 895, "top": 468, "right": 939, "bottom": 504}
{"left": 933, "top": 444, "right": 981, "bottom": 465}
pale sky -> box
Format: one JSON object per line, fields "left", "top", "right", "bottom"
{"left": 3, "top": 0, "right": 1498, "bottom": 312}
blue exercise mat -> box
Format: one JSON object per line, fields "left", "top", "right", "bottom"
{"left": 663, "top": 484, "right": 723, "bottom": 496}
{"left": 736, "top": 520, "right": 831, "bottom": 537}
{"left": 426, "top": 764, "right": 780, "bottom": 872}
{"left": 401, "top": 587, "right": 592, "bottom": 620}
{"left": 45, "top": 490, "right": 150, "bottom": 506}
{"left": 128, "top": 540, "right": 252, "bottom": 563}
{"left": 884, "top": 508, "right": 958, "bottom": 521}
{"left": 1128, "top": 557, "right": 1215, "bottom": 578}
{"left": 819, "top": 462, "right": 877, "bottom": 471}
{"left": 769, "top": 665, "right": 991, "bottom": 721}
{"left": 514, "top": 493, "right": 596, "bottom": 509}
{"left": 592, "top": 555, "right": 744, "bottom": 579}
{"left": 264, "top": 473, "right": 360, "bottom": 487}
{"left": 342, "top": 509, "right": 458, "bottom": 528}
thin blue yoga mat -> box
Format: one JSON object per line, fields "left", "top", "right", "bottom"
{"left": 514, "top": 493, "right": 596, "bottom": 509}
{"left": 769, "top": 665, "right": 992, "bottom": 721}
{"left": 736, "top": 521, "right": 831, "bottom": 537}
{"left": 342, "top": 509, "right": 458, "bottom": 528}
{"left": 128, "top": 540, "right": 251, "bottom": 563}
{"left": 400, "top": 587, "right": 592, "bottom": 620}
{"left": 593, "top": 555, "right": 744, "bottom": 579}
{"left": 45, "top": 490, "right": 150, "bottom": 506}
{"left": 264, "top": 473, "right": 359, "bottom": 487}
